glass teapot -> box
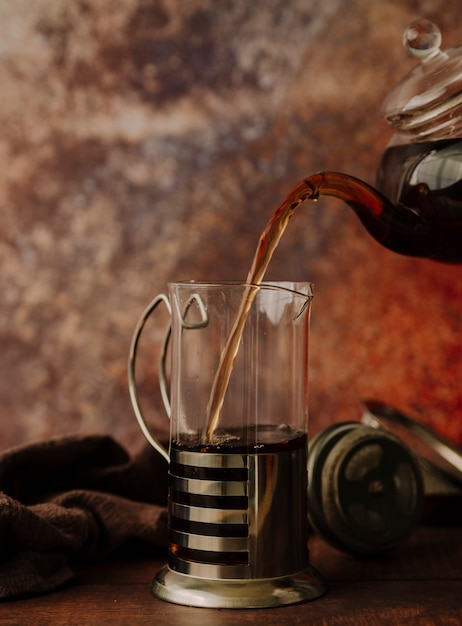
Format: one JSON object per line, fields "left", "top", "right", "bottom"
{"left": 300, "top": 19, "right": 462, "bottom": 263}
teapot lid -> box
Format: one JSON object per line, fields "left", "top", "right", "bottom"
{"left": 382, "top": 19, "right": 462, "bottom": 141}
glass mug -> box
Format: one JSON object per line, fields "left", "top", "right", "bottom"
{"left": 128, "top": 281, "right": 325, "bottom": 608}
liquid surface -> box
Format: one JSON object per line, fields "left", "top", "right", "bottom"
{"left": 176, "top": 424, "right": 307, "bottom": 454}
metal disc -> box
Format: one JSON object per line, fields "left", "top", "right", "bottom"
{"left": 308, "top": 423, "right": 423, "bottom": 554}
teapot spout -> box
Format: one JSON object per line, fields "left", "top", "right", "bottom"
{"left": 303, "top": 172, "right": 436, "bottom": 260}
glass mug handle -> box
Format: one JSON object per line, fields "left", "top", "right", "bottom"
{"left": 128, "top": 293, "right": 172, "bottom": 463}
{"left": 128, "top": 291, "right": 209, "bottom": 462}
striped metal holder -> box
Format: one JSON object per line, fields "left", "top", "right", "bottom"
{"left": 151, "top": 446, "right": 325, "bottom": 608}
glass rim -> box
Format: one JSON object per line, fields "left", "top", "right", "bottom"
{"left": 167, "top": 280, "right": 314, "bottom": 299}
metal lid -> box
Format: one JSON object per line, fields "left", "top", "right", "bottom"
{"left": 382, "top": 20, "right": 462, "bottom": 141}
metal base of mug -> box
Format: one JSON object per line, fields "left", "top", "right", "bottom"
{"left": 151, "top": 565, "right": 327, "bottom": 609}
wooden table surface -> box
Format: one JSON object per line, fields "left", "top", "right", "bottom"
{"left": 1, "top": 525, "right": 460, "bottom": 625}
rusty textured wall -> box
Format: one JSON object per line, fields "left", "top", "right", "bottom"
{"left": 1, "top": 0, "right": 462, "bottom": 451}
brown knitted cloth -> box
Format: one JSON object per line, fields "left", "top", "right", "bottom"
{"left": 0, "top": 434, "right": 168, "bottom": 600}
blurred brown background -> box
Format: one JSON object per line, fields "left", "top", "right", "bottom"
{"left": 1, "top": 0, "right": 462, "bottom": 451}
